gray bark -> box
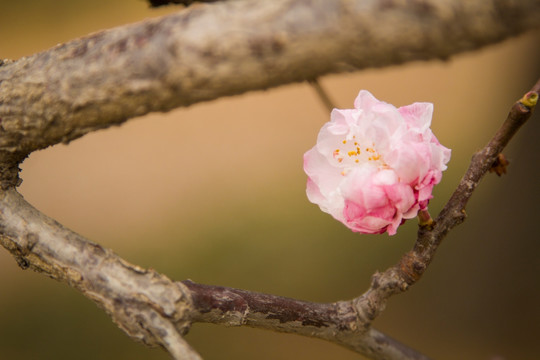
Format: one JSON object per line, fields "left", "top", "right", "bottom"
{"left": 0, "top": 0, "right": 539, "bottom": 359}
{"left": 1, "top": 0, "right": 539, "bottom": 187}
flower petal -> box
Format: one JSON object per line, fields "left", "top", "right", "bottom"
{"left": 304, "top": 90, "right": 451, "bottom": 236}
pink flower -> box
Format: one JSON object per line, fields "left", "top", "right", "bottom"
{"left": 304, "top": 90, "right": 451, "bottom": 235}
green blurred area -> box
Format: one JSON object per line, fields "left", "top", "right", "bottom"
{"left": 1, "top": 1, "right": 539, "bottom": 359}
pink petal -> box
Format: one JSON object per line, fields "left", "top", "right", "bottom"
{"left": 303, "top": 90, "right": 451, "bottom": 236}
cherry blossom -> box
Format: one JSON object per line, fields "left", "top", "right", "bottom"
{"left": 304, "top": 90, "right": 451, "bottom": 235}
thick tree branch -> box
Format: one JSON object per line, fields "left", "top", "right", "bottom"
{"left": 1, "top": 0, "right": 539, "bottom": 187}
{"left": 0, "top": 80, "right": 537, "bottom": 359}
{"left": 0, "top": 187, "right": 429, "bottom": 360}
{"left": 1, "top": 0, "right": 539, "bottom": 358}
{"left": 0, "top": 189, "right": 198, "bottom": 358}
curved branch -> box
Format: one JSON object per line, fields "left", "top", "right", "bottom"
{"left": 0, "top": 189, "right": 197, "bottom": 358}
{"left": 0, "top": 187, "right": 429, "bottom": 360}
{"left": 352, "top": 78, "right": 540, "bottom": 324}
{"left": 0, "top": 0, "right": 539, "bottom": 358}
{"left": 182, "top": 280, "right": 431, "bottom": 360}
{"left": 1, "top": 0, "right": 539, "bottom": 187}
{"left": 0, "top": 80, "right": 537, "bottom": 359}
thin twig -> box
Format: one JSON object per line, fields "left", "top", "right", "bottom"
{"left": 183, "top": 280, "right": 431, "bottom": 360}
{"left": 352, "top": 78, "right": 539, "bottom": 324}
{"left": 2, "top": 0, "right": 539, "bottom": 188}
{"left": 308, "top": 79, "right": 336, "bottom": 112}
{"left": 0, "top": 188, "right": 428, "bottom": 360}
{"left": 0, "top": 80, "right": 536, "bottom": 360}
{"left": 0, "top": 1, "right": 539, "bottom": 359}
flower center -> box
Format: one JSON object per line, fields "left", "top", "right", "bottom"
{"left": 333, "top": 136, "right": 386, "bottom": 175}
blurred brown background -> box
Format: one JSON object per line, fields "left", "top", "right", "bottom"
{"left": 1, "top": 1, "right": 539, "bottom": 359}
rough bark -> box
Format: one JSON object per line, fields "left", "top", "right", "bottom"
{"left": 0, "top": 188, "right": 428, "bottom": 360}
{"left": 0, "top": 189, "right": 198, "bottom": 357}
{"left": 1, "top": 0, "right": 539, "bottom": 358}
{"left": 1, "top": 0, "right": 539, "bottom": 187}
{"left": 0, "top": 80, "right": 537, "bottom": 359}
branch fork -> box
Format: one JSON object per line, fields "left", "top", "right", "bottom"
{"left": 0, "top": 0, "right": 539, "bottom": 358}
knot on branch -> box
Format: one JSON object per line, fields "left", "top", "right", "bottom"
{"left": 398, "top": 251, "right": 426, "bottom": 285}
{"left": 352, "top": 294, "right": 382, "bottom": 329}
{"left": 103, "top": 269, "right": 194, "bottom": 347}
{"left": 352, "top": 272, "right": 397, "bottom": 327}
{"left": 0, "top": 230, "right": 35, "bottom": 270}
{"left": 352, "top": 253, "right": 427, "bottom": 328}
{"left": 182, "top": 280, "right": 249, "bottom": 326}
{"left": 0, "top": 189, "right": 194, "bottom": 351}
